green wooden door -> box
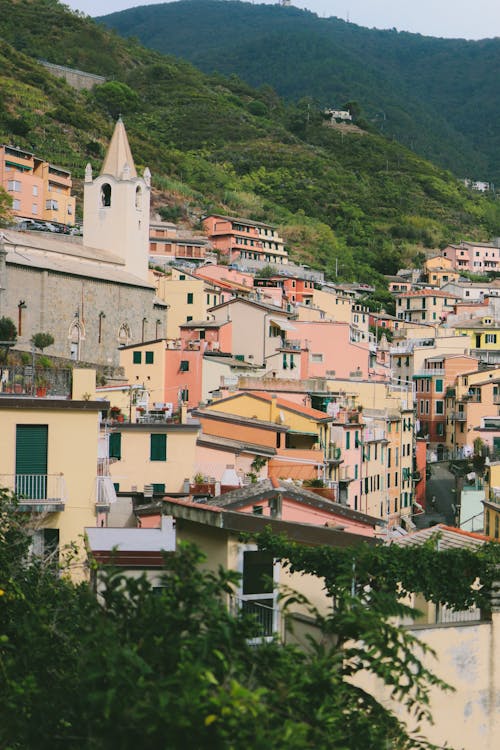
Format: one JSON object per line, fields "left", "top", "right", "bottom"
{"left": 15, "top": 425, "right": 48, "bottom": 499}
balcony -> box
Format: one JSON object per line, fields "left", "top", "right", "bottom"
{"left": 326, "top": 443, "right": 342, "bottom": 463}
{"left": 95, "top": 476, "right": 117, "bottom": 509}
{"left": 0, "top": 474, "right": 67, "bottom": 511}
{"left": 136, "top": 410, "right": 175, "bottom": 424}
{"left": 279, "top": 339, "right": 301, "bottom": 351}
{"left": 450, "top": 412, "right": 466, "bottom": 421}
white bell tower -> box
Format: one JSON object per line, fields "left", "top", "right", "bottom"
{"left": 83, "top": 118, "right": 151, "bottom": 281}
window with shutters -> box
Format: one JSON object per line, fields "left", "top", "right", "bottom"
{"left": 145, "top": 351, "right": 154, "bottom": 364}
{"left": 133, "top": 351, "right": 141, "bottom": 364}
{"left": 109, "top": 432, "right": 121, "bottom": 460}
{"left": 150, "top": 434, "right": 167, "bottom": 461}
{"left": 15, "top": 425, "right": 48, "bottom": 499}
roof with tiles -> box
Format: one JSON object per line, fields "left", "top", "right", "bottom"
{"left": 394, "top": 289, "right": 460, "bottom": 299}
{"left": 206, "top": 478, "right": 384, "bottom": 528}
{"left": 390, "top": 524, "right": 489, "bottom": 549}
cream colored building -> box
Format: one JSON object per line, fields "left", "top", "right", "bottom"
{"left": 107, "top": 419, "right": 199, "bottom": 495}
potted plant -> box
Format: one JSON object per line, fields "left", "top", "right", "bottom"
{"left": 109, "top": 406, "right": 124, "bottom": 422}
{"left": 13, "top": 374, "right": 24, "bottom": 394}
{"left": 35, "top": 376, "right": 49, "bottom": 397}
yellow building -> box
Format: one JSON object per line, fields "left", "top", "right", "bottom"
{"left": 206, "top": 390, "right": 332, "bottom": 449}
{"left": 151, "top": 267, "right": 218, "bottom": 339}
{"left": 119, "top": 338, "right": 168, "bottom": 415}
{"left": 483, "top": 461, "right": 500, "bottom": 540}
{"left": 454, "top": 316, "right": 500, "bottom": 352}
{"left": 0, "top": 369, "right": 108, "bottom": 577}
{"left": 423, "top": 255, "right": 459, "bottom": 287}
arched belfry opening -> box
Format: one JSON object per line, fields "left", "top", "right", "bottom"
{"left": 101, "top": 183, "right": 112, "bottom": 207}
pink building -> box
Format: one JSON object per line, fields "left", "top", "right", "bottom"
{"left": 179, "top": 319, "right": 232, "bottom": 353}
{"left": 442, "top": 241, "right": 500, "bottom": 273}
{"left": 265, "top": 320, "right": 386, "bottom": 381}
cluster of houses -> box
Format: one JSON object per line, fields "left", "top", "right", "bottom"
{"left": 1, "top": 120, "right": 499, "bottom": 748}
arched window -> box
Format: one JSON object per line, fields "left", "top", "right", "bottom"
{"left": 118, "top": 323, "right": 131, "bottom": 345}
{"left": 100, "top": 183, "right": 112, "bottom": 207}
{"left": 135, "top": 186, "right": 142, "bottom": 209}
{"left": 68, "top": 319, "right": 85, "bottom": 361}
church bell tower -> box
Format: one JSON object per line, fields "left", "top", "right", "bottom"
{"left": 83, "top": 118, "right": 151, "bottom": 281}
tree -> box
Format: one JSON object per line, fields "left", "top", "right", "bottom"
{"left": 0, "top": 186, "right": 13, "bottom": 227}
{"left": 31, "top": 332, "right": 54, "bottom": 353}
{"left": 1, "top": 493, "right": 499, "bottom": 749}
{"left": 0, "top": 316, "right": 17, "bottom": 383}
{"left": 93, "top": 81, "right": 140, "bottom": 119}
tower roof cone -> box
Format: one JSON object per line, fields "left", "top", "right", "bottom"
{"left": 100, "top": 117, "right": 137, "bottom": 179}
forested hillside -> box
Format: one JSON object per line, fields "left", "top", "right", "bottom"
{"left": 1, "top": 0, "right": 499, "bottom": 293}
{"left": 100, "top": 0, "right": 500, "bottom": 185}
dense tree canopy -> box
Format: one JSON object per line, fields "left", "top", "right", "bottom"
{"left": 2, "top": 491, "right": 499, "bottom": 748}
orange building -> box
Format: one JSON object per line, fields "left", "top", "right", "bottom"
{"left": 0, "top": 144, "right": 75, "bottom": 226}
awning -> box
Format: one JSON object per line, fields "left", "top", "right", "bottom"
{"left": 270, "top": 318, "right": 296, "bottom": 331}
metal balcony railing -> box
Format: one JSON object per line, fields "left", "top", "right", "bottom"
{"left": 0, "top": 474, "right": 67, "bottom": 510}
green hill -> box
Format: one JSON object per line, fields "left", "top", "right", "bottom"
{"left": 100, "top": 0, "right": 500, "bottom": 185}
{"left": 1, "top": 0, "right": 499, "bottom": 294}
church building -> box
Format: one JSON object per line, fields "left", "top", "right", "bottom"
{"left": 0, "top": 119, "right": 166, "bottom": 367}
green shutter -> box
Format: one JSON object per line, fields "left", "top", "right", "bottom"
{"left": 152, "top": 483, "right": 165, "bottom": 493}
{"left": 150, "top": 434, "right": 166, "bottom": 461}
{"left": 109, "top": 432, "right": 121, "bottom": 459}
{"left": 133, "top": 351, "right": 141, "bottom": 364}
{"left": 15, "top": 425, "right": 48, "bottom": 499}
{"left": 145, "top": 351, "right": 154, "bottom": 364}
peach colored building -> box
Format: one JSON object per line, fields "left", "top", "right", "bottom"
{"left": 445, "top": 368, "right": 500, "bottom": 456}
{"left": 149, "top": 221, "right": 210, "bottom": 263}
{"left": 196, "top": 391, "right": 334, "bottom": 482}
{"left": 414, "top": 354, "right": 479, "bottom": 447}
{"left": 0, "top": 144, "right": 75, "bottom": 225}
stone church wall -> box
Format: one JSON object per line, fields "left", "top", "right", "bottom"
{"left": 4, "top": 264, "right": 160, "bottom": 367}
